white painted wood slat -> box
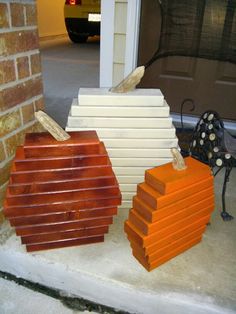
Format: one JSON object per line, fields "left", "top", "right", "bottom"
{"left": 67, "top": 115, "right": 173, "bottom": 129}
{"left": 78, "top": 88, "right": 164, "bottom": 107}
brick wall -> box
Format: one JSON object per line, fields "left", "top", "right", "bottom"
{"left": 0, "top": 0, "right": 44, "bottom": 222}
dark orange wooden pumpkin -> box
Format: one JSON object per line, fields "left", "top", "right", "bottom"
{"left": 4, "top": 131, "right": 121, "bottom": 252}
{"left": 124, "top": 153, "right": 214, "bottom": 271}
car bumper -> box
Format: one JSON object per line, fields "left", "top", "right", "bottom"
{"left": 65, "top": 18, "right": 100, "bottom": 36}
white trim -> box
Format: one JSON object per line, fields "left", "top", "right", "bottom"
{"left": 172, "top": 113, "right": 236, "bottom": 135}
{"left": 124, "top": 0, "right": 141, "bottom": 76}
{"left": 100, "top": 0, "right": 115, "bottom": 88}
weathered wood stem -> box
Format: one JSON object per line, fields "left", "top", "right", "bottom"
{"left": 171, "top": 147, "right": 187, "bottom": 171}
{"left": 35, "top": 110, "right": 71, "bottom": 141}
{"left": 109, "top": 66, "right": 145, "bottom": 93}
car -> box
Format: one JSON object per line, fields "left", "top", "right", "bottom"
{"left": 64, "top": 0, "right": 101, "bottom": 43}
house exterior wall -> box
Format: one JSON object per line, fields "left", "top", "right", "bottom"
{"left": 100, "top": 0, "right": 140, "bottom": 88}
{"left": 113, "top": 0, "right": 128, "bottom": 86}
{"left": 0, "top": 0, "right": 44, "bottom": 222}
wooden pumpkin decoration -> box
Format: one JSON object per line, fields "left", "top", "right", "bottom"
{"left": 4, "top": 112, "right": 121, "bottom": 252}
{"left": 124, "top": 149, "right": 214, "bottom": 271}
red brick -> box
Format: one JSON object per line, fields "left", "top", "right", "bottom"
{"left": 10, "top": 3, "right": 25, "bottom": 27}
{"left": 0, "top": 159, "right": 12, "bottom": 186}
{"left": 4, "top": 124, "right": 48, "bottom": 162}
{"left": 0, "top": 4, "right": 9, "bottom": 28}
{"left": 0, "top": 60, "right": 16, "bottom": 84}
{"left": 34, "top": 97, "right": 45, "bottom": 111}
{"left": 0, "top": 109, "right": 22, "bottom": 137}
{"left": 25, "top": 4, "right": 37, "bottom": 26}
{"left": 0, "top": 76, "right": 43, "bottom": 111}
{"left": 30, "top": 53, "right": 41, "bottom": 74}
{"left": 0, "top": 211, "right": 5, "bottom": 223}
{"left": 27, "top": 121, "right": 45, "bottom": 133}
{"left": 21, "top": 103, "right": 35, "bottom": 123}
{"left": 0, "top": 30, "right": 39, "bottom": 57}
{"left": 0, "top": 141, "right": 6, "bottom": 163}
{"left": 0, "top": 182, "right": 8, "bottom": 210}
{"left": 4, "top": 133, "right": 18, "bottom": 158}
{"left": 17, "top": 56, "right": 30, "bottom": 79}
{"left": 5, "top": 129, "right": 25, "bottom": 159}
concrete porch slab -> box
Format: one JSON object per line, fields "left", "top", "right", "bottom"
{"left": 0, "top": 277, "right": 94, "bottom": 314}
{"left": 0, "top": 170, "right": 235, "bottom": 314}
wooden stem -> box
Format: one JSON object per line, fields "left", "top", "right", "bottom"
{"left": 35, "top": 111, "right": 71, "bottom": 141}
{"left": 109, "top": 66, "right": 145, "bottom": 93}
{"left": 171, "top": 148, "right": 187, "bottom": 171}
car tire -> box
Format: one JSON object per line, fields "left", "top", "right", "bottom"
{"left": 68, "top": 33, "right": 88, "bottom": 43}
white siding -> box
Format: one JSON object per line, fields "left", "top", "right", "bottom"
{"left": 100, "top": 0, "right": 141, "bottom": 87}
{"left": 113, "top": 0, "right": 128, "bottom": 86}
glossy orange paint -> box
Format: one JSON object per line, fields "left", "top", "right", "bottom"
{"left": 124, "top": 156, "right": 214, "bottom": 271}
{"left": 133, "top": 236, "right": 202, "bottom": 271}
{"left": 133, "top": 186, "right": 214, "bottom": 223}
{"left": 145, "top": 156, "right": 212, "bottom": 195}
{"left": 129, "top": 196, "right": 214, "bottom": 235}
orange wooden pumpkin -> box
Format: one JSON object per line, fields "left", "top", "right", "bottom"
{"left": 124, "top": 151, "right": 214, "bottom": 271}
{"left": 4, "top": 131, "right": 121, "bottom": 252}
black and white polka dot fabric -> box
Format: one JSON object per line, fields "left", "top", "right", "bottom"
{"left": 189, "top": 110, "right": 235, "bottom": 169}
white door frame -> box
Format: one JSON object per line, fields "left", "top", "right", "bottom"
{"left": 100, "top": 0, "right": 141, "bottom": 87}
{"left": 124, "top": 0, "right": 141, "bottom": 76}
{"left": 99, "top": 0, "right": 115, "bottom": 88}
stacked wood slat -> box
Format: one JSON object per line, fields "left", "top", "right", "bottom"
{"left": 4, "top": 131, "right": 121, "bottom": 252}
{"left": 125, "top": 157, "right": 214, "bottom": 271}
{"left": 66, "top": 88, "right": 178, "bottom": 209}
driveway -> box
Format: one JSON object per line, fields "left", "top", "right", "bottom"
{"left": 40, "top": 35, "right": 100, "bottom": 127}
